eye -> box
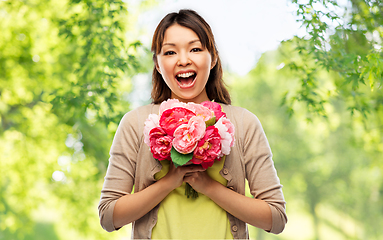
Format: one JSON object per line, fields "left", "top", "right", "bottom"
{"left": 164, "top": 51, "right": 176, "bottom": 55}
{"left": 191, "top": 48, "right": 202, "bottom": 52}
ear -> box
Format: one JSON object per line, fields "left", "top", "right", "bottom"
{"left": 154, "top": 58, "right": 162, "bottom": 74}
{"left": 156, "top": 64, "right": 161, "bottom": 74}
{"left": 211, "top": 57, "right": 217, "bottom": 70}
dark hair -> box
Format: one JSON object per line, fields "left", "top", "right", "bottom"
{"left": 151, "top": 9, "right": 231, "bottom": 104}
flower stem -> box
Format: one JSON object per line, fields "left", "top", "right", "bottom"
{"left": 185, "top": 183, "right": 199, "bottom": 198}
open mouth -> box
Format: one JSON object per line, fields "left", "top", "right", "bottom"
{"left": 176, "top": 72, "right": 196, "bottom": 88}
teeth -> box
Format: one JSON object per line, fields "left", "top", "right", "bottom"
{"left": 177, "top": 72, "right": 195, "bottom": 78}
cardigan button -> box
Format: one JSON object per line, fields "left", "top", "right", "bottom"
{"left": 222, "top": 168, "right": 229, "bottom": 175}
{"left": 232, "top": 225, "right": 238, "bottom": 232}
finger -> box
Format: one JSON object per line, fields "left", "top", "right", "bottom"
{"left": 168, "top": 161, "right": 176, "bottom": 170}
{"left": 185, "top": 165, "right": 205, "bottom": 172}
{"left": 183, "top": 174, "right": 197, "bottom": 183}
{"left": 184, "top": 172, "right": 199, "bottom": 177}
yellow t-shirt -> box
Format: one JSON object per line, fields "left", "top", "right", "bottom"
{"left": 152, "top": 158, "right": 233, "bottom": 239}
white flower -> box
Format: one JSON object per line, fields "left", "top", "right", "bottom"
{"left": 143, "top": 114, "right": 160, "bottom": 146}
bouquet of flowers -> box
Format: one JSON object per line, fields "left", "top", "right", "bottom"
{"left": 143, "top": 99, "right": 235, "bottom": 198}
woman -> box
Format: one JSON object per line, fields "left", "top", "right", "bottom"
{"left": 98, "top": 9, "right": 287, "bottom": 239}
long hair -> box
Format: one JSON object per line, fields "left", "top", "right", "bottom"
{"left": 151, "top": 9, "right": 231, "bottom": 104}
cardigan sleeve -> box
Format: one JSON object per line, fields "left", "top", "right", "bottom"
{"left": 98, "top": 109, "right": 140, "bottom": 232}
{"left": 241, "top": 108, "right": 287, "bottom": 234}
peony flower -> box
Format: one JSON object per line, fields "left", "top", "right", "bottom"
{"left": 159, "top": 107, "right": 196, "bottom": 136}
{"left": 159, "top": 99, "right": 187, "bottom": 115}
{"left": 201, "top": 101, "right": 226, "bottom": 120}
{"left": 172, "top": 116, "right": 206, "bottom": 154}
{"left": 149, "top": 127, "right": 173, "bottom": 161}
{"left": 192, "top": 126, "right": 222, "bottom": 169}
{"left": 143, "top": 114, "right": 160, "bottom": 146}
{"left": 215, "top": 117, "right": 235, "bottom": 157}
{"left": 143, "top": 100, "right": 236, "bottom": 199}
{"left": 221, "top": 117, "right": 235, "bottom": 147}
{"left": 186, "top": 102, "right": 214, "bottom": 121}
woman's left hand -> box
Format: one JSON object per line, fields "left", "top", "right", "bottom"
{"left": 185, "top": 169, "right": 273, "bottom": 232}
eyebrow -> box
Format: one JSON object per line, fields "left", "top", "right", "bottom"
{"left": 162, "top": 39, "right": 201, "bottom": 46}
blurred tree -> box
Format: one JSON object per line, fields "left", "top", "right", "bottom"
{"left": 281, "top": 4, "right": 383, "bottom": 237}
{"left": 231, "top": 40, "right": 382, "bottom": 239}
{"left": 285, "top": 0, "right": 382, "bottom": 121}
{"left": 0, "top": 0, "right": 153, "bottom": 239}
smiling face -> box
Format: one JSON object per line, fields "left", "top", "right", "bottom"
{"left": 155, "top": 24, "right": 215, "bottom": 103}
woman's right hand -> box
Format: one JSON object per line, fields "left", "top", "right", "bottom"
{"left": 113, "top": 161, "right": 204, "bottom": 229}
{"left": 161, "top": 162, "right": 205, "bottom": 191}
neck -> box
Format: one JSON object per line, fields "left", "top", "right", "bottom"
{"left": 170, "top": 95, "right": 210, "bottom": 104}
{"left": 170, "top": 90, "right": 210, "bottom": 104}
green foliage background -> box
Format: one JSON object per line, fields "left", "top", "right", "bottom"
{"left": 0, "top": 0, "right": 382, "bottom": 239}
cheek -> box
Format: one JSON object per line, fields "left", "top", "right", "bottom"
{"left": 160, "top": 59, "right": 175, "bottom": 74}
{"left": 200, "top": 56, "right": 212, "bottom": 74}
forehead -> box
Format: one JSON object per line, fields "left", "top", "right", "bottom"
{"left": 162, "top": 24, "right": 200, "bottom": 45}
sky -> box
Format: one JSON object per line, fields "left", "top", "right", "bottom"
{"left": 134, "top": 0, "right": 305, "bottom": 75}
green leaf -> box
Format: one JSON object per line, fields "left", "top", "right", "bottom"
{"left": 170, "top": 147, "right": 193, "bottom": 168}
{"left": 205, "top": 116, "right": 216, "bottom": 127}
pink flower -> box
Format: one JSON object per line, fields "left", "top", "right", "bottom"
{"left": 201, "top": 101, "right": 226, "bottom": 120}
{"left": 214, "top": 117, "right": 235, "bottom": 157}
{"left": 173, "top": 116, "right": 206, "bottom": 154}
{"left": 144, "top": 114, "right": 160, "bottom": 146}
{"left": 159, "top": 107, "right": 196, "bottom": 136}
{"left": 149, "top": 127, "right": 173, "bottom": 161}
{"left": 186, "top": 102, "right": 214, "bottom": 121}
{"left": 192, "top": 126, "right": 222, "bottom": 169}
{"left": 159, "top": 99, "right": 187, "bottom": 115}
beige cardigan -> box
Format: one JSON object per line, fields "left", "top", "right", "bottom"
{"left": 98, "top": 104, "right": 287, "bottom": 239}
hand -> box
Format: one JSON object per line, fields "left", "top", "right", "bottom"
{"left": 161, "top": 162, "right": 205, "bottom": 191}
{"left": 183, "top": 170, "right": 216, "bottom": 195}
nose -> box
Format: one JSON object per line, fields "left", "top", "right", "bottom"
{"left": 177, "top": 51, "right": 191, "bottom": 66}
